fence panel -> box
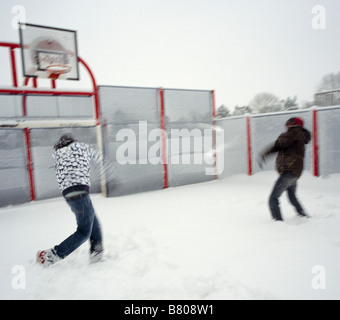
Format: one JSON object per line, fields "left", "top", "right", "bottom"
{"left": 26, "top": 95, "right": 94, "bottom": 118}
{"left": 216, "top": 117, "right": 247, "bottom": 178}
{"left": 0, "top": 95, "right": 23, "bottom": 117}
{"left": 164, "top": 89, "right": 215, "bottom": 187}
{"left": 318, "top": 107, "right": 340, "bottom": 176}
{"left": 0, "top": 129, "right": 30, "bottom": 206}
{"left": 0, "top": 94, "right": 94, "bottom": 119}
{"left": 99, "top": 86, "right": 164, "bottom": 196}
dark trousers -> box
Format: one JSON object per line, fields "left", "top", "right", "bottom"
{"left": 269, "top": 173, "right": 305, "bottom": 221}
{"left": 54, "top": 193, "right": 103, "bottom": 259}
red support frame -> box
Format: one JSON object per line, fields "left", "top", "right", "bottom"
{"left": 0, "top": 88, "right": 94, "bottom": 96}
{"left": 313, "top": 109, "right": 319, "bottom": 177}
{"left": 211, "top": 90, "right": 218, "bottom": 179}
{"left": 0, "top": 42, "right": 20, "bottom": 87}
{"left": 0, "top": 43, "right": 99, "bottom": 123}
{"left": 78, "top": 57, "right": 101, "bottom": 125}
{"left": 246, "top": 116, "right": 253, "bottom": 176}
{"left": 159, "top": 88, "right": 168, "bottom": 189}
{"left": 0, "top": 42, "right": 101, "bottom": 201}
{"left": 10, "top": 47, "right": 18, "bottom": 87}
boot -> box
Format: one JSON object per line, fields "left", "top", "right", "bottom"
{"left": 36, "top": 249, "right": 60, "bottom": 267}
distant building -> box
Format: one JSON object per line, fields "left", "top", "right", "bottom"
{"left": 314, "top": 89, "right": 340, "bottom": 107}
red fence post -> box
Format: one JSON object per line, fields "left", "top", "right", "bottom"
{"left": 246, "top": 116, "right": 253, "bottom": 176}
{"left": 159, "top": 88, "right": 168, "bottom": 189}
{"left": 313, "top": 109, "right": 319, "bottom": 177}
{"left": 24, "top": 128, "right": 36, "bottom": 201}
{"left": 212, "top": 90, "right": 218, "bottom": 179}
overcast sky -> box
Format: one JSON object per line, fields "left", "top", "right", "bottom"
{"left": 1, "top": 0, "right": 340, "bottom": 108}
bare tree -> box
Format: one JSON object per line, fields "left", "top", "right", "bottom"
{"left": 318, "top": 72, "right": 340, "bottom": 92}
{"left": 232, "top": 106, "right": 252, "bottom": 116}
{"left": 216, "top": 105, "right": 230, "bottom": 118}
{"left": 249, "top": 92, "right": 280, "bottom": 114}
{"left": 282, "top": 96, "right": 298, "bottom": 111}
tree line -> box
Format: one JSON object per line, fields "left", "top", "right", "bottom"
{"left": 216, "top": 71, "right": 340, "bottom": 118}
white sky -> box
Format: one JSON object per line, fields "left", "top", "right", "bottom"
{"left": 1, "top": 0, "right": 340, "bottom": 108}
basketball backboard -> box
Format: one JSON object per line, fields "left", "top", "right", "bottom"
{"left": 19, "top": 23, "right": 79, "bottom": 80}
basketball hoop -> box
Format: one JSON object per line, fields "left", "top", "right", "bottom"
{"left": 46, "top": 65, "right": 71, "bottom": 80}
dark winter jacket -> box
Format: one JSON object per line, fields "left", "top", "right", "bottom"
{"left": 263, "top": 125, "right": 311, "bottom": 178}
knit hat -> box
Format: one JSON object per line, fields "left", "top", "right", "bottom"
{"left": 286, "top": 117, "right": 304, "bottom": 127}
{"left": 54, "top": 134, "right": 75, "bottom": 150}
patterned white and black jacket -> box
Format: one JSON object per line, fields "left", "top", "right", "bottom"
{"left": 53, "top": 142, "right": 100, "bottom": 196}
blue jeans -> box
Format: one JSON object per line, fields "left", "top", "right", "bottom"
{"left": 269, "top": 173, "right": 305, "bottom": 221}
{"left": 54, "top": 193, "right": 103, "bottom": 259}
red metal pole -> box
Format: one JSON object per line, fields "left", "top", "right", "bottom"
{"left": 313, "top": 109, "right": 319, "bottom": 177}
{"left": 212, "top": 90, "right": 218, "bottom": 179}
{"left": 10, "top": 47, "right": 18, "bottom": 87}
{"left": 0, "top": 88, "right": 93, "bottom": 96}
{"left": 32, "top": 78, "right": 38, "bottom": 88}
{"left": 24, "top": 128, "right": 36, "bottom": 201}
{"left": 22, "top": 95, "right": 27, "bottom": 117}
{"left": 246, "top": 116, "right": 253, "bottom": 176}
{"left": 159, "top": 88, "right": 168, "bottom": 189}
{"left": 22, "top": 78, "right": 30, "bottom": 117}
{"left": 0, "top": 43, "right": 20, "bottom": 87}
{"left": 78, "top": 57, "right": 100, "bottom": 125}
{"left": 0, "top": 42, "right": 20, "bottom": 49}
{"left": 23, "top": 77, "right": 30, "bottom": 86}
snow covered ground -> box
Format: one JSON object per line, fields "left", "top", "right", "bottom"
{"left": 0, "top": 171, "right": 339, "bottom": 300}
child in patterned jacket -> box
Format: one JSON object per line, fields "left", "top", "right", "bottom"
{"left": 37, "top": 134, "right": 105, "bottom": 267}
